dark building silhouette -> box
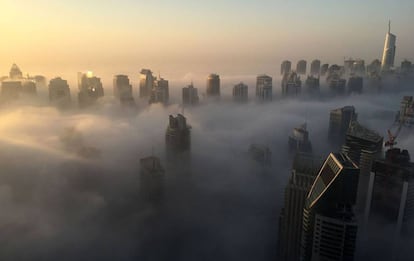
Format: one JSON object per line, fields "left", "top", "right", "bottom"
{"left": 206, "top": 73, "right": 220, "bottom": 97}
{"left": 328, "top": 106, "right": 357, "bottom": 147}
{"left": 328, "top": 73, "right": 347, "bottom": 95}
{"left": 301, "top": 153, "right": 359, "bottom": 261}
{"left": 281, "top": 60, "right": 292, "bottom": 75}
{"left": 166, "top": 114, "right": 191, "bottom": 153}
{"left": 347, "top": 76, "right": 363, "bottom": 94}
{"left": 397, "top": 96, "right": 414, "bottom": 125}
{"left": 233, "top": 82, "right": 248, "bottom": 102}
{"left": 9, "top": 63, "right": 23, "bottom": 79}
{"left": 139, "top": 69, "right": 154, "bottom": 98}
{"left": 77, "top": 72, "right": 104, "bottom": 108}
{"left": 182, "top": 83, "right": 199, "bottom": 105}
{"left": 401, "top": 59, "right": 412, "bottom": 75}
{"left": 288, "top": 123, "right": 312, "bottom": 154}
{"left": 282, "top": 71, "right": 301, "bottom": 97}
{"left": 310, "top": 59, "right": 321, "bottom": 76}
{"left": 305, "top": 75, "right": 320, "bottom": 94}
{"left": 113, "top": 75, "right": 135, "bottom": 106}
{"left": 278, "top": 153, "right": 322, "bottom": 261}
{"left": 49, "top": 77, "right": 71, "bottom": 107}
{"left": 150, "top": 77, "right": 169, "bottom": 105}
{"left": 363, "top": 148, "right": 414, "bottom": 260}
{"left": 1, "top": 80, "right": 22, "bottom": 100}
{"left": 140, "top": 156, "right": 165, "bottom": 202}
{"left": 296, "top": 60, "right": 307, "bottom": 75}
{"left": 256, "top": 74, "right": 272, "bottom": 101}
{"left": 367, "top": 59, "right": 381, "bottom": 74}
{"left": 248, "top": 144, "right": 271, "bottom": 166}
{"left": 320, "top": 64, "right": 329, "bottom": 76}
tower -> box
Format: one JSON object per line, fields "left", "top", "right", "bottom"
{"left": 381, "top": 21, "right": 397, "bottom": 72}
{"left": 206, "top": 74, "right": 220, "bottom": 98}
{"left": 77, "top": 72, "right": 104, "bottom": 108}
{"left": 233, "top": 82, "right": 248, "bottom": 102}
{"left": 139, "top": 69, "right": 155, "bottom": 98}
{"left": 256, "top": 75, "right": 272, "bottom": 101}
{"left": 113, "top": 75, "right": 135, "bottom": 106}
{"left": 49, "top": 77, "right": 71, "bottom": 108}
{"left": 182, "top": 83, "right": 199, "bottom": 105}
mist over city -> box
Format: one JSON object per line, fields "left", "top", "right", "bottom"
{"left": 1, "top": 1, "right": 414, "bottom": 261}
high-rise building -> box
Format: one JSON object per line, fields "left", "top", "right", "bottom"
{"left": 77, "top": 71, "right": 104, "bottom": 108}
{"left": 347, "top": 76, "right": 363, "bottom": 94}
{"left": 206, "top": 74, "right": 220, "bottom": 97}
{"left": 256, "top": 75, "right": 272, "bottom": 101}
{"left": 150, "top": 77, "right": 169, "bottom": 105}
{"left": 401, "top": 59, "right": 412, "bottom": 75}
{"left": 278, "top": 153, "right": 323, "bottom": 261}
{"left": 352, "top": 60, "right": 366, "bottom": 76}
{"left": 166, "top": 114, "right": 191, "bottom": 153}
{"left": 310, "top": 60, "right": 321, "bottom": 76}
{"left": 328, "top": 73, "right": 347, "bottom": 95}
{"left": 381, "top": 21, "right": 397, "bottom": 72}
{"left": 281, "top": 60, "right": 292, "bottom": 75}
{"left": 301, "top": 153, "right": 359, "bottom": 261}
{"left": 328, "top": 106, "right": 358, "bottom": 147}
{"left": 233, "top": 82, "right": 248, "bottom": 102}
{"left": 21, "top": 81, "right": 36, "bottom": 95}
{"left": 320, "top": 64, "right": 329, "bottom": 76}
{"left": 367, "top": 59, "right": 382, "bottom": 74}
{"left": 9, "top": 63, "right": 23, "bottom": 79}
{"left": 248, "top": 144, "right": 271, "bottom": 166}
{"left": 288, "top": 124, "right": 312, "bottom": 154}
{"left": 363, "top": 148, "right": 414, "bottom": 260}
{"left": 182, "top": 83, "right": 199, "bottom": 105}
{"left": 296, "top": 60, "right": 307, "bottom": 75}
{"left": 139, "top": 69, "right": 155, "bottom": 98}
{"left": 282, "top": 71, "right": 302, "bottom": 96}
{"left": 113, "top": 75, "right": 135, "bottom": 106}
{"left": 49, "top": 77, "right": 71, "bottom": 107}
{"left": 1, "top": 80, "right": 22, "bottom": 100}
{"left": 140, "top": 156, "right": 165, "bottom": 202}
{"left": 341, "top": 121, "right": 383, "bottom": 214}
{"left": 397, "top": 96, "right": 414, "bottom": 125}
{"left": 305, "top": 75, "right": 320, "bottom": 94}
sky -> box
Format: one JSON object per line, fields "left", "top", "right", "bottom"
{"left": 1, "top": 0, "right": 414, "bottom": 79}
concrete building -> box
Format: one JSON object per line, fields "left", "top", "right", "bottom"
{"left": 397, "top": 96, "right": 414, "bottom": 126}
{"left": 182, "top": 83, "right": 199, "bottom": 105}
{"left": 296, "top": 60, "right": 307, "bottom": 75}
{"left": 233, "top": 82, "right": 248, "bottom": 102}
{"left": 328, "top": 73, "right": 347, "bottom": 95}
{"left": 1, "top": 64, "right": 38, "bottom": 100}
{"left": 301, "top": 153, "right": 359, "bottom": 261}
{"left": 282, "top": 71, "right": 302, "bottom": 97}
{"left": 281, "top": 60, "right": 292, "bottom": 75}
{"left": 367, "top": 59, "right": 382, "bottom": 74}
{"left": 278, "top": 153, "right": 323, "bottom": 261}
{"left": 206, "top": 73, "right": 220, "bottom": 97}
{"left": 320, "top": 64, "right": 329, "bottom": 76}
{"left": 77, "top": 72, "right": 104, "bottom": 108}
{"left": 1, "top": 80, "right": 22, "bottom": 100}
{"left": 401, "top": 60, "right": 412, "bottom": 75}
{"left": 21, "top": 81, "right": 37, "bottom": 95}
{"left": 305, "top": 75, "right": 320, "bottom": 94}
{"left": 9, "top": 63, "right": 23, "bottom": 79}
{"left": 328, "top": 106, "right": 358, "bottom": 147}
{"left": 288, "top": 124, "right": 312, "bottom": 154}
{"left": 256, "top": 75, "right": 272, "bottom": 101}
{"left": 113, "top": 75, "right": 135, "bottom": 106}
{"left": 140, "top": 156, "right": 165, "bottom": 202}
{"left": 347, "top": 76, "right": 363, "bottom": 94}
{"left": 150, "top": 77, "right": 169, "bottom": 105}
{"left": 248, "top": 144, "right": 271, "bottom": 166}
{"left": 166, "top": 114, "right": 191, "bottom": 153}
{"left": 381, "top": 21, "right": 397, "bottom": 72}
{"left": 49, "top": 77, "right": 71, "bottom": 107}
{"left": 363, "top": 148, "right": 414, "bottom": 260}
{"left": 310, "top": 60, "right": 321, "bottom": 76}
{"left": 139, "top": 69, "right": 155, "bottom": 98}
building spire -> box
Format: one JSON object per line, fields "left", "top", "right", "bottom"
{"left": 388, "top": 20, "right": 391, "bottom": 33}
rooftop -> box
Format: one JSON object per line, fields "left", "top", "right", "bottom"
{"left": 346, "top": 121, "right": 383, "bottom": 143}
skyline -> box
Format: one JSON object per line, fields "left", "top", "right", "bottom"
{"left": 1, "top": 1, "right": 414, "bottom": 78}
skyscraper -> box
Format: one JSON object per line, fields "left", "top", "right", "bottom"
{"left": 320, "top": 64, "right": 329, "bottom": 76}
{"left": 282, "top": 71, "right": 302, "bottom": 96}
{"left": 363, "top": 148, "right": 414, "bottom": 260}
{"left": 182, "top": 83, "right": 199, "bottom": 105}
{"left": 328, "top": 73, "right": 347, "bottom": 95}
{"left": 166, "top": 114, "right": 191, "bottom": 154}
{"left": 233, "top": 82, "right": 248, "bottom": 102}
{"left": 206, "top": 73, "right": 220, "bottom": 97}
{"left": 328, "top": 106, "right": 358, "bottom": 147}
{"left": 256, "top": 75, "right": 272, "bottom": 101}
{"left": 150, "top": 77, "right": 169, "bottom": 105}
{"left": 301, "top": 153, "right": 359, "bottom": 261}
{"left": 288, "top": 123, "right": 312, "bottom": 154}
{"left": 77, "top": 71, "right": 104, "bottom": 108}
{"left": 139, "top": 69, "right": 155, "bottom": 98}
{"left": 310, "top": 60, "right": 321, "bottom": 76}
{"left": 281, "top": 60, "right": 292, "bottom": 75}
{"left": 397, "top": 96, "right": 414, "bottom": 125}
{"left": 278, "top": 153, "right": 322, "bottom": 261}
{"left": 9, "top": 63, "right": 23, "bottom": 79}
{"left": 296, "top": 60, "right": 307, "bottom": 75}
{"left": 381, "top": 21, "right": 397, "bottom": 72}
{"left": 347, "top": 76, "right": 363, "bottom": 94}
{"left": 140, "top": 156, "right": 165, "bottom": 202}
{"left": 305, "top": 75, "right": 320, "bottom": 94}
{"left": 49, "top": 77, "right": 71, "bottom": 107}
{"left": 113, "top": 75, "right": 135, "bottom": 106}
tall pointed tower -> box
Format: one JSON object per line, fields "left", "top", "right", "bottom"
{"left": 381, "top": 21, "right": 397, "bottom": 72}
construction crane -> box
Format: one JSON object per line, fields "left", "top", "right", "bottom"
{"left": 385, "top": 123, "right": 403, "bottom": 149}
